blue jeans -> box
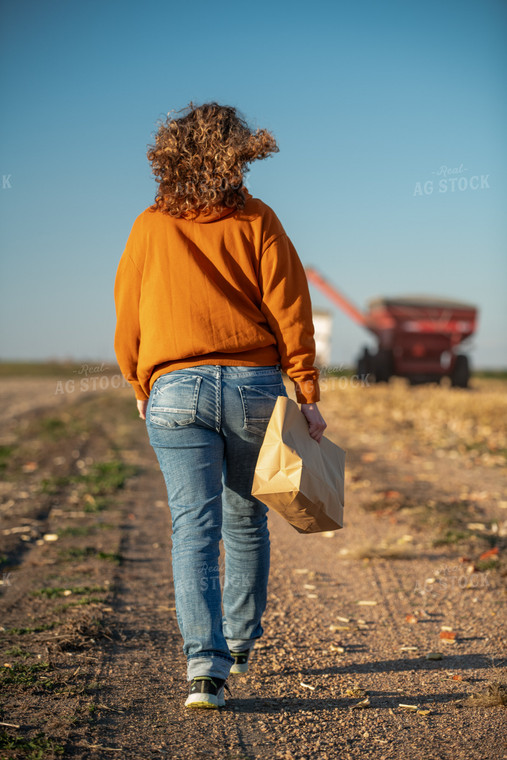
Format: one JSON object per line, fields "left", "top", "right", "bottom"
{"left": 145, "top": 364, "right": 289, "bottom": 681}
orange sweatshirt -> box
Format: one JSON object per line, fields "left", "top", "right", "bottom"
{"left": 114, "top": 189, "right": 320, "bottom": 404}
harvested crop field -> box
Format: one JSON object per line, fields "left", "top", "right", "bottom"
{"left": 1, "top": 369, "right": 506, "bottom": 760}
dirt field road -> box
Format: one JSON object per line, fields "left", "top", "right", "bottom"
{"left": 1, "top": 374, "right": 506, "bottom": 759}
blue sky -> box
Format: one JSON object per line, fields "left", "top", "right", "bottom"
{"left": 1, "top": 0, "right": 506, "bottom": 368}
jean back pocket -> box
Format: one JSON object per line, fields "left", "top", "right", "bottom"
{"left": 238, "top": 382, "right": 288, "bottom": 437}
{"left": 149, "top": 375, "right": 202, "bottom": 428}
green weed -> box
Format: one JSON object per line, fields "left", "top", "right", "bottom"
{"left": 3, "top": 646, "right": 33, "bottom": 658}
{"left": 57, "top": 547, "right": 123, "bottom": 564}
{"left": 0, "top": 445, "right": 14, "bottom": 472}
{"left": 39, "top": 459, "right": 136, "bottom": 497}
{"left": 38, "top": 417, "right": 68, "bottom": 440}
{"left": 433, "top": 529, "right": 473, "bottom": 546}
{"left": 39, "top": 475, "right": 72, "bottom": 495}
{"left": 0, "top": 730, "right": 64, "bottom": 759}
{"left": 30, "top": 584, "right": 108, "bottom": 598}
{"left": 1, "top": 661, "right": 50, "bottom": 685}
{"left": 58, "top": 523, "right": 113, "bottom": 536}
{"left": 80, "top": 460, "right": 137, "bottom": 494}
{"left": 54, "top": 597, "right": 103, "bottom": 611}
{"left": 83, "top": 497, "right": 112, "bottom": 513}
{"left": 6, "top": 622, "right": 58, "bottom": 635}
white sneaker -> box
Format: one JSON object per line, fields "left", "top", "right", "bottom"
{"left": 184, "top": 676, "right": 227, "bottom": 709}
{"left": 229, "top": 650, "right": 251, "bottom": 675}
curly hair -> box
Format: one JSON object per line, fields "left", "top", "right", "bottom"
{"left": 146, "top": 102, "right": 279, "bottom": 217}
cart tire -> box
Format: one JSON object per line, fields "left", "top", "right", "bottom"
{"left": 374, "top": 349, "right": 394, "bottom": 383}
{"left": 357, "top": 347, "right": 373, "bottom": 382}
{"left": 451, "top": 355, "right": 470, "bottom": 388}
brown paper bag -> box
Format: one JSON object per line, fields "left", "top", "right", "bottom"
{"left": 251, "top": 396, "right": 346, "bottom": 534}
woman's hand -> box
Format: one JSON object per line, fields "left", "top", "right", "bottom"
{"left": 137, "top": 399, "right": 148, "bottom": 420}
{"left": 300, "top": 403, "right": 327, "bottom": 444}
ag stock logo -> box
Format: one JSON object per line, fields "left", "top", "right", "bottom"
{"left": 413, "top": 164, "right": 490, "bottom": 197}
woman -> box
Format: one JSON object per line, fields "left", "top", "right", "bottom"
{"left": 114, "top": 102, "right": 327, "bottom": 709}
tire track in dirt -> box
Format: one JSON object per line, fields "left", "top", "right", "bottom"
{"left": 79, "top": 440, "right": 265, "bottom": 760}
{"left": 1, "top": 435, "right": 100, "bottom": 613}
{"left": 260, "top": 506, "right": 506, "bottom": 760}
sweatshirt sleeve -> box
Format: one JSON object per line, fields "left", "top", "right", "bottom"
{"left": 114, "top": 224, "right": 149, "bottom": 401}
{"left": 258, "top": 233, "right": 320, "bottom": 404}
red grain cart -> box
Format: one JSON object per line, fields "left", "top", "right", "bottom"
{"left": 305, "top": 267, "right": 478, "bottom": 387}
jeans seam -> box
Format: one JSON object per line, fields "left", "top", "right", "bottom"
{"left": 187, "top": 652, "right": 234, "bottom": 662}
{"left": 216, "top": 369, "right": 220, "bottom": 432}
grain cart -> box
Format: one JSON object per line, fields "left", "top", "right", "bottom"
{"left": 305, "top": 267, "right": 478, "bottom": 387}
